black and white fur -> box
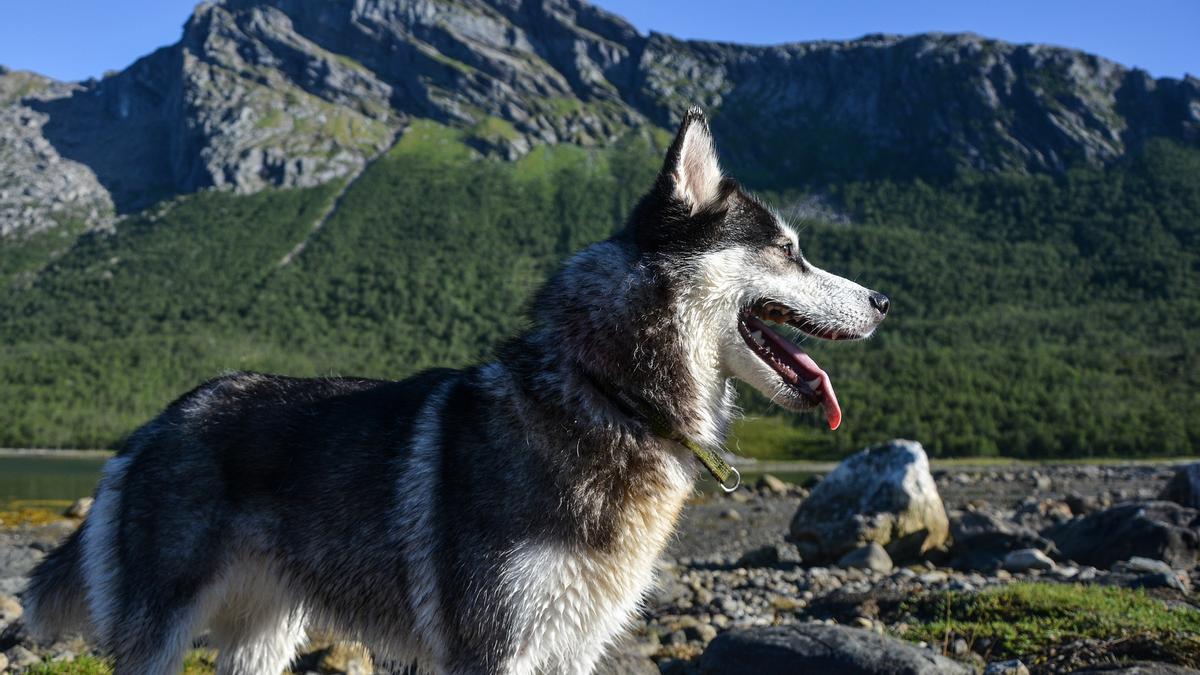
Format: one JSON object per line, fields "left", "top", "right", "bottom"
{"left": 24, "top": 108, "right": 888, "bottom": 674}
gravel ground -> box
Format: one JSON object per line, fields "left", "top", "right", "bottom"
{"left": 0, "top": 462, "right": 1195, "bottom": 674}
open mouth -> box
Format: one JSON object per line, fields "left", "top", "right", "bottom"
{"left": 737, "top": 300, "right": 853, "bottom": 430}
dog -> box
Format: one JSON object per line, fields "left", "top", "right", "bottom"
{"left": 23, "top": 107, "right": 888, "bottom": 674}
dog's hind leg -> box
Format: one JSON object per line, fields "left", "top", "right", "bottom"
{"left": 207, "top": 561, "right": 308, "bottom": 675}
{"left": 210, "top": 608, "right": 307, "bottom": 675}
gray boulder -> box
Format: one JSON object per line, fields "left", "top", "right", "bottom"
{"left": 1161, "top": 463, "right": 1200, "bottom": 509}
{"left": 789, "top": 440, "right": 949, "bottom": 563}
{"left": 1045, "top": 501, "right": 1200, "bottom": 570}
{"left": 699, "top": 623, "right": 971, "bottom": 675}
{"left": 948, "top": 508, "right": 1056, "bottom": 571}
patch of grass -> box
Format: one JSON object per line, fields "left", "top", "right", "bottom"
{"left": 470, "top": 116, "right": 520, "bottom": 143}
{"left": 389, "top": 119, "right": 474, "bottom": 161}
{"left": 24, "top": 656, "right": 111, "bottom": 675}
{"left": 903, "top": 583, "right": 1200, "bottom": 668}
{"left": 254, "top": 108, "right": 287, "bottom": 130}
{"left": 512, "top": 143, "right": 598, "bottom": 181}
{"left": 427, "top": 50, "right": 475, "bottom": 75}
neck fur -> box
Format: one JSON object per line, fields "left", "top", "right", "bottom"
{"left": 500, "top": 239, "right": 735, "bottom": 452}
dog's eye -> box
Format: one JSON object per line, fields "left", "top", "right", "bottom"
{"left": 781, "top": 243, "right": 795, "bottom": 260}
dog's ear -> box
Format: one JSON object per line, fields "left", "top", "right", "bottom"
{"left": 658, "top": 107, "right": 723, "bottom": 214}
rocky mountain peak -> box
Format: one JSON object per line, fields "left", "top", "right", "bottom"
{"left": 1, "top": 0, "right": 1197, "bottom": 236}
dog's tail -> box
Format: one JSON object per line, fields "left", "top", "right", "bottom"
{"left": 23, "top": 526, "right": 90, "bottom": 639}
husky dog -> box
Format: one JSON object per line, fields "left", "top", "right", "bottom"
{"left": 23, "top": 108, "right": 888, "bottom": 674}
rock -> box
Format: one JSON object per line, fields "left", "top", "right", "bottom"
{"left": 1118, "top": 556, "right": 1176, "bottom": 575}
{"left": 737, "top": 543, "right": 802, "bottom": 568}
{"left": 0, "top": 652, "right": 7, "bottom": 672}
{"left": 1065, "top": 493, "right": 1105, "bottom": 516}
{"left": 1161, "top": 463, "right": 1200, "bottom": 508}
{"left": 788, "top": 440, "right": 949, "bottom": 563}
{"left": 1033, "top": 474, "right": 1054, "bottom": 492}
{"left": 1069, "top": 664, "right": 1200, "bottom": 674}
{"left": 318, "top": 641, "right": 373, "bottom": 675}
{"left": 1002, "top": 548, "right": 1055, "bottom": 572}
{"left": 948, "top": 508, "right": 1055, "bottom": 571}
{"left": 0, "top": 593, "right": 22, "bottom": 626}
{"left": 1045, "top": 501, "right": 1200, "bottom": 570}
{"left": 317, "top": 641, "right": 372, "bottom": 674}
{"left": 64, "top": 497, "right": 93, "bottom": 519}
{"left": 5, "top": 644, "right": 40, "bottom": 669}
{"left": 1112, "top": 557, "right": 1192, "bottom": 592}
{"left": 985, "top": 660, "right": 1031, "bottom": 675}
{"left": 918, "top": 570, "right": 949, "bottom": 585}
{"left": 719, "top": 508, "right": 742, "bottom": 521}
{"left": 838, "top": 543, "right": 894, "bottom": 573}
{"left": 755, "top": 474, "right": 791, "bottom": 494}
{"left": 593, "top": 649, "right": 660, "bottom": 675}
{"left": 1013, "top": 499, "right": 1073, "bottom": 530}
{"left": 699, "top": 623, "right": 971, "bottom": 675}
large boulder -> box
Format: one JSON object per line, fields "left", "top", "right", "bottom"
{"left": 789, "top": 440, "right": 949, "bottom": 563}
{"left": 1045, "top": 501, "right": 1200, "bottom": 570}
{"left": 699, "top": 623, "right": 971, "bottom": 675}
{"left": 948, "top": 508, "right": 1056, "bottom": 571}
{"left": 1161, "top": 463, "right": 1200, "bottom": 509}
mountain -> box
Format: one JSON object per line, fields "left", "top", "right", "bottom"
{"left": 1, "top": 0, "right": 1197, "bottom": 232}
{"left": 1, "top": 0, "right": 1197, "bottom": 457}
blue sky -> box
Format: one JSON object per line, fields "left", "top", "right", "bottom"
{"left": 0, "top": 0, "right": 1196, "bottom": 82}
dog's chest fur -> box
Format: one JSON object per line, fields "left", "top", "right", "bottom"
{"left": 503, "top": 463, "right": 693, "bottom": 671}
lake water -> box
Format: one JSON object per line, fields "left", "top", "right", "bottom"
{"left": 0, "top": 454, "right": 818, "bottom": 504}
{"left": 0, "top": 455, "right": 107, "bottom": 506}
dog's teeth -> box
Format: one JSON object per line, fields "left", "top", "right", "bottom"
{"left": 750, "top": 330, "right": 765, "bottom": 346}
{"left": 807, "top": 377, "right": 822, "bottom": 390}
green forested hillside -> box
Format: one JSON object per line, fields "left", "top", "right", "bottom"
{"left": 1, "top": 125, "right": 1197, "bottom": 458}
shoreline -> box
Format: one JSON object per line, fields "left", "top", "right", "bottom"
{"left": 0, "top": 448, "right": 114, "bottom": 459}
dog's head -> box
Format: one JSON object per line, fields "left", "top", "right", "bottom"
{"left": 630, "top": 108, "right": 888, "bottom": 431}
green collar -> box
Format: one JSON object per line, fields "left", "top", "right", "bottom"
{"left": 584, "top": 372, "right": 741, "bottom": 492}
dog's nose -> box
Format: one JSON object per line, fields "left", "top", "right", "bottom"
{"left": 869, "top": 292, "right": 890, "bottom": 316}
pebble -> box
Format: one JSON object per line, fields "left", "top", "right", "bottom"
{"left": 985, "top": 659, "right": 1031, "bottom": 675}
{"left": 5, "top": 645, "right": 40, "bottom": 669}
{"left": 0, "top": 593, "right": 22, "bottom": 625}
{"left": 1002, "top": 548, "right": 1055, "bottom": 572}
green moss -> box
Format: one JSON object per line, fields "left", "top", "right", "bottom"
{"left": 427, "top": 50, "right": 475, "bottom": 75}
{"left": 470, "top": 116, "right": 520, "bottom": 143}
{"left": 254, "top": 108, "right": 286, "bottom": 130}
{"left": 24, "top": 650, "right": 216, "bottom": 674}
{"left": 903, "top": 583, "right": 1200, "bottom": 667}
{"left": 332, "top": 52, "right": 370, "bottom": 75}
{"left": 24, "top": 656, "right": 111, "bottom": 675}
{"left": 389, "top": 119, "right": 474, "bottom": 161}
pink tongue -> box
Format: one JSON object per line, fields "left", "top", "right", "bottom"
{"left": 746, "top": 316, "right": 843, "bottom": 430}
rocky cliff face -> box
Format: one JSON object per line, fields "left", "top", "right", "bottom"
{"left": 1, "top": 0, "right": 1197, "bottom": 235}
